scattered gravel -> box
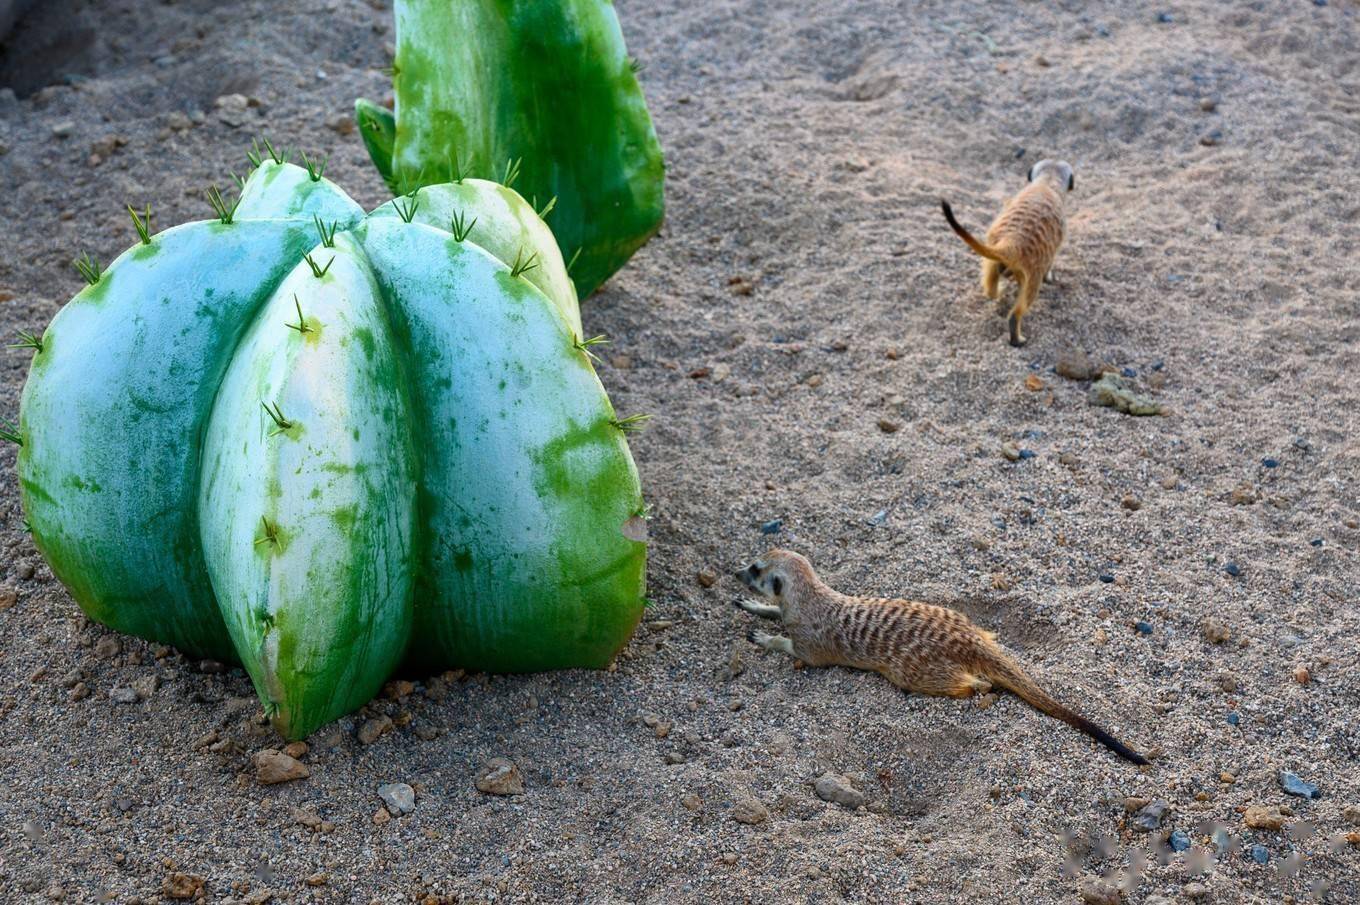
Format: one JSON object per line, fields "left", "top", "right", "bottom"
{"left": 0, "top": 0, "right": 1357, "bottom": 902}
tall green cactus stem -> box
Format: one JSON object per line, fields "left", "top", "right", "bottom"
{"left": 18, "top": 160, "right": 642, "bottom": 739}
{"left": 356, "top": 0, "right": 665, "bottom": 299}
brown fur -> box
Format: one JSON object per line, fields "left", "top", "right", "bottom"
{"left": 735, "top": 549, "right": 1148, "bottom": 765}
{"left": 941, "top": 159, "right": 1073, "bottom": 346}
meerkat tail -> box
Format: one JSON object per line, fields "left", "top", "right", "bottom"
{"left": 980, "top": 653, "right": 1149, "bottom": 765}
{"left": 940, "top": 200, "right": 1005, "bottom": 263}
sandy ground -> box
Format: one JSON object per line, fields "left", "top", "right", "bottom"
{"left": 1, "top": 0, "right": 1359, "bottom": 902}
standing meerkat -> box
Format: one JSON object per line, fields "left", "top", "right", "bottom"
{"left": 940, "top": 159, "right": 1075, "bottom": 347}
{"left": 735, "top": 549, "right": 1148, "bottom": 765}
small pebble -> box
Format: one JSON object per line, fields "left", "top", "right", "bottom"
{"left": 1156, "top": 12, "right": 1173, "bottom": 23}
{"left": 1223, "top": 562, "right": 1241, "bottom": 577}
{"left": 377, "top": 782, "right": 415, "bottom": 816}
{"left": 760, "top": 519, "right": 782, "bottom": 535}
{"left": 1199, "top": 97, "right": 1217, "bottom": 112}
{"left": 1017, "top": 449, "right": 1036, "bottom": 460}
{"left": 94, "top": 636, "right": 122, "bottom": 659}
{"left": 1121, "top": 494, "right": 1141, "bottom": 511}
{"left": 1121, "top": 367, "right": 1137, "bottom": 378}
{"left": 696, "top": 569, "right": 717, "bottom": 588}
{"left": 1098, "top": 574, "right": 1115, "bottom": 584}
{"left": 1202, "top": 618, "right": 1231, "bottom": 644}
{"left": 253, "top": 749, "right": 310, "bottom": 785}
{"left": 1200, "top": 130, "right": 1223, "bottom": 147}
{"left": 1169, "top": 830, "right": 1191, "bottom": 852}
{"left": 109, "top": 687, "right": 138, "bottom": 704}
{"left": 1132, "top": 799, "right": 1169, "bottom": 831}
{"left": 1226, "top": 712, "right": 1240, "bottom": 726}
{"left": 877, "top": 418, "right": 900, "bottom": 434}
{"left": 1309, "top": 538, "right": 1323, "bottom": 547}
{"left": 1249, "top": 844, "right": 1270, "bottom": 865}
{"left": 1078, "top": 878, "right": 1120, "bottom": 905}
{"left": 731, "top": 797, "right": 769, "bottom": 825}
{"left": 1279, "top": 770, "right": 1320, "bottom": 799}
{"left": 1245, "top": 805, "right": 1284, "bottom": 830}
{"left": 1135, "top": 621, "right": 1153, "bottom": 635}
{"left": 475, "top": 758, "right": 525, "bottom": 796}
{"left": 813, "top": 773, "right": 866, "bottom": 810}
{"left": 1293, "top": 666, "right": 1310, "bottom": 684}
{"left": 357, "top": 715, "right": 394, "bottom": 745}
{"left": 1261, "top": 458, "right": 1278, "bottom": 469}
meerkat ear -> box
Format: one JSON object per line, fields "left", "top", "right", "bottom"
{"left": 1067, "top": 173, "right": 1075, "bottom": 191}
{"left": 771, "top": 576, "right": 783, "bottom": 596}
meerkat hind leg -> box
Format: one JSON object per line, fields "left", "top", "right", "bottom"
{"left": 981, "top": 260, "right": 1002, "bottom": 300}
{"left": 941, "top": 671, "right": 993, "bottom": 699}
{"left": 1008, "top": 272, "right": 1038, "bottom": 347}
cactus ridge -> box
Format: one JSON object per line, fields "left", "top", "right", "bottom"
{"left": 17, "top": 155, "right": 645, "bottom": 739}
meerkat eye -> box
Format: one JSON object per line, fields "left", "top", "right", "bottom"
{"left": 1027, "top": 166, "right": 1035, "bottom": 183}
{"left": 771, "top": 576, "right": 783, "bottom": 596}
{"left": 1067, "top": 174, "right": 1075, "bottom": 191}
{"left": 747, "top": 564, "right": 759, "bottom": 578}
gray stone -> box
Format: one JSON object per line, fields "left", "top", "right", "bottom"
{"left": 377, "top": 782, "right": 415, "bottom": 816}
{"left": 108, "top": 686, "right": 138, "bottom": 704}
{"left": 1133, "top": 799, "right": 1170, "bottom": 831}
{"left": 1279, "top": 771, "right": 1320, "bottom": 799}
{"left": 813, "top": 773, "right": 866, "bottom": 810}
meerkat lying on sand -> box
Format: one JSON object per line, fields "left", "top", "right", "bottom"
{"left": 735, "top": 549, "right": 1148, "bottom": 765}
{"left": 941, "top": 159, "right": 1074, "bottom": 347}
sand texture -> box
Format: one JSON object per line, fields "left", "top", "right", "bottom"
{"left": 1, "top": 0, "right": 1358, "bottom": 902}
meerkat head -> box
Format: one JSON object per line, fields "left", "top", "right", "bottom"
{"left": 1027, "top": 159, "right": 1075, "bottom": 192}
{"left": 735, "top": 549, "right": 819, "bottom": 607}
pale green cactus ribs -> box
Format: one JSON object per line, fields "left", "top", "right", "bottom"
{"left": 14, "top": 149, "right": 648, "bottom": 740}
{"left": 355, "top": 0, "right": 666, "bottom": 299}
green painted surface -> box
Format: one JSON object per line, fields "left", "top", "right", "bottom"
{"left": 357, "top": 0, "right": 665, "bottom": 298}
{"left": 16, "top": 160, "right": 646, "bottom": 736}
{"left": 17, "top": 219, "right": 317, "bottom": 660}
{"left": 358, "top": 218, "right": 645, "bottom": 671}
{"left": 199, "top": 233, "right": 417, "bottom": 739}
{"left": 367, "top": 178, "right": 581, "bottom": 336}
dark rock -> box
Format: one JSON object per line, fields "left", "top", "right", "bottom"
{"left": 1135, "top": 621, "right": 1153, "bottom": 635}
{"left": 1224, "top": 563, "right": 1241, "bottom": 577}
{"left": 760, "top": 519, "right": 782, "bottom": 535}
{"left": 1099, "top": 574, "right": 1115, "bottom": 584}
{"left": 1261, "top": 458, "right": 1278, "bottom": 469}
{"left": 1226, "top": 712, "right": 1240, "bottom": 726}
{"left": 1249, "top": 843, "right": 1270, "bottom": 864}
{"left": 1169, "top": 829, "right": 1191, "bottom": 852}
{"left": 1279, "top": 771, "right": 1320, "bottom": 799}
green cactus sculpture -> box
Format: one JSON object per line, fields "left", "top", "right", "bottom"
{"left": 11, "top": 148, "right": 647, "bottom": 739}
{"left": 356, "top": 0, "right": 665, "bottom": 299}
